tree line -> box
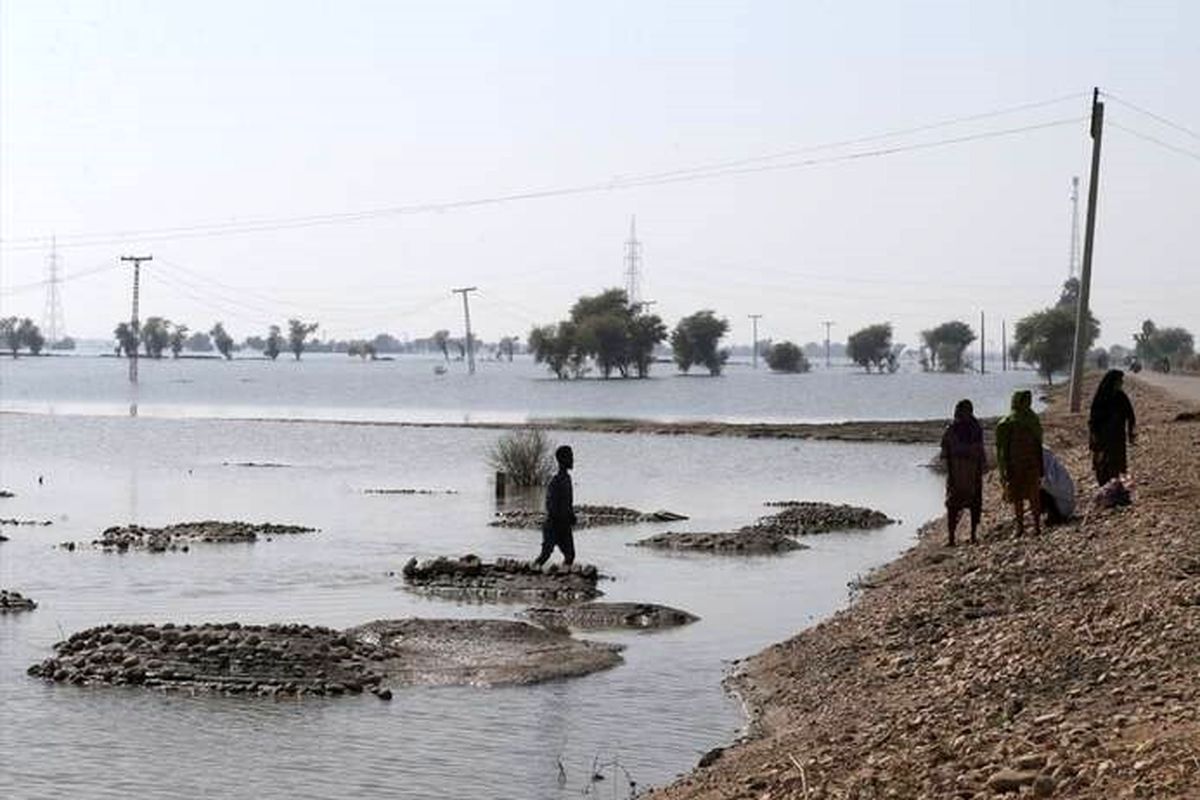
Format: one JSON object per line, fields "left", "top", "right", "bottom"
{"left": 113, "top": 318, "right": 321, "bottom": 360}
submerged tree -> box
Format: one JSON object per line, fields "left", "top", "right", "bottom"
{"left": 287, "top": 319, "right": 319, "bottom": 360}
{"left": 765, "top": 341, "right": 811, "bottom": 373}
{"left": 113, "top": 321, "right": 139, "bottom": 358}
{"left": 2, "top": 317, "right": 44, "bottom": 357}
{"left": 921, "top": 320, "right": 976, "bottom": 372}
{"left": 264, "top": 325, "right": 283, "bottom": 360}
{"left": 528, "top": 289, "right": 666, "bottom": 379}
{"left": 847, "top": 323, "right": 894, "bottom": 373}
{"left": 169, "top": 324, "right": 189, "bottom": 358}
{"left": 529, "top": 322, "right": 577, "bottom": 379}
{"left": 140, "top": 317, "right": 171, "bottom": 359}
{"left": 1011, "top": 307, "right": 1099, "bottom": 384}
{"left": 210, "top": 322, "right": 235, "bottom": 360}
{"left": 432, "top": 329, "right": 451, "bottom": 361}
{"left": 671, "top": 310, "right": 729, "bottom": 376}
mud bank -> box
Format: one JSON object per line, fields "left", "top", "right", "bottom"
{"left": 490, "top": 504, "right": 688, "bottom": 530}
{"left": 81, "top": 520, "right": 315, "bottom": 553}
{"left": 1, "top": 589, "right": 37, "bottom": 612}
{"left": 648, "top": 377, "right": 1200, "bottom": 800}
{"left": 401, "top": 555, "right": 602, "bottom": 603}
{"left": 524, "top": 602, "right": 699, "bottom": 632}
{"left": 28, "top": 618, "right": 622, "bottom": 694}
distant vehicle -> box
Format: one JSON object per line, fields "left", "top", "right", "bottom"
{"left": 433, "top": 364, "right": 447, "bottom": 376}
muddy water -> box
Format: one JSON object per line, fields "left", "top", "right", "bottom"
{"left": 0, "top": 411, "right": 943, "bottom": 799}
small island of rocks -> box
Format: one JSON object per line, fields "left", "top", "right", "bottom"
{"left": 523, "top": 602, "right": 699, "bottom": 632}
{"left": 1, "top": 589, "right": 37, "bottom": 612}
{"left": 77, "top": 520, "right": 316, "bottom": 553}
{"left": 490, "top": 504, "right": 688, "bottom": 530}
{"left": 401, "top": 554, "right": 602, "bottom": 603}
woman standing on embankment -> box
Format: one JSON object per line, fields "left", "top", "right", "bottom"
{"left": 1089, "top": 369, "right": 1137, "bottom": 486}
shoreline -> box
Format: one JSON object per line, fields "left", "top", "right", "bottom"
{"left": 649, "top": 375, "right": 1200, "bottom": 799}
{"left": 0, "top": 408, "right": 995, "bottom": 445}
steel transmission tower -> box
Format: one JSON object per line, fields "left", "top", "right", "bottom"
{"left": 623, "top": 216, "right": 642, "bottom": 307}
{"left": 42, "top": 238, "right": 65, "bottom": 345}
{"left": 1068, "top": 176, "right": 1081, "bottom": 279}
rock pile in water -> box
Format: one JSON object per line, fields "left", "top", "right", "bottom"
{"left": 28, "top": 618, "right": 623, "bottom": 693}
{"left": 87, "top": 520, "right": 315, "bottom": 553}
{"left": 490, "top": 504, "right": 688, "bottom": 530}
{"left": 0, "top": 490, "right": 14, "bottom": 498}
{"left": 524, "top": 602, "right": 699, "bottom": 631}
{"left": 632, "top": 528, "right": 806, "bottom": 554}
{"left": 1, "top": 589, "right": 37, "bottom": 612}
{"left": 756, "top": 501, "right": 895, "bottom": 535}
{"left": 401, "top": 554, "right": 602, "bottom": 602}
{"left": 0, "top": 518, "right": 53, "bottom": 526}
{"left": 27, "top": 622, "right": 380, "bottom": 697}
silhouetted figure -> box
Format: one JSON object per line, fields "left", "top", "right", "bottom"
{"left": 534, "top": 445, "right": 577, "bottom": 567}
{"left": 940, "top": 399, "right": 985, "bottom": 546}
{"left": 1089, "top": 369, "right": 1136, "bottom": 486}
{"left": 996, "top": 390, "right": 1043, "bottom": 537}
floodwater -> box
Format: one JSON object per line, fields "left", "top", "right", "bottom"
{"left": 0, "top": 357, "right": 1025, "bottom": 799}
{"left": 0, "top": 353, "right": 1037, "bottom": 424}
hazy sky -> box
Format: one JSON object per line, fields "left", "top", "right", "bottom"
{"left": 1, "top": 0, "right": 1197, "bottom": 350}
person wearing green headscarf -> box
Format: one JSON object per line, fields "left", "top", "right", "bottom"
{"left": 995, "top": 389, "right": 1043, "bottom": 537}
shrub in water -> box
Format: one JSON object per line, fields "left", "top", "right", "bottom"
{"left": 488, "top": 429, "right": 555, "bottom": 487}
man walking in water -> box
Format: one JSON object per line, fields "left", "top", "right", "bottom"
{"left": 534, "top": 445, "right": 577, "bottom": 568}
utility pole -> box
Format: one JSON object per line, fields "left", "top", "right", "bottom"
{"left": 121, "top": 255, "right": 152, "bottom": 384}
{"left": 1069, "top": 87, "right": 1105, "bottom": 413}
{"left": 1002, "top": 319, "right": 1008, "bottom": 372}
{"left": 748, "top": 314, "right": 762, "bottom": 368}
{"left": 822, "top": 321, "right": 835, "bottom": 368}
{"left": 451, "top": 286, "right": 478, "bottom": 375}
{"left": 980, "top": 311, "right": 986, "bottom": 374}
{"left": 1068, "top": 176, "right": 1081, "bottom": 279}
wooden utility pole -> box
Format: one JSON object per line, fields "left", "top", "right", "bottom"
{"left": 451, "top": 287, "right": 478, "bottom": 375}
{"left": 748, "top": 314, "right": 762, "bottom": 368}
{"left": 1069, "top": 88, "right": 1105, "bottom": 413}
{"left": 1002, "top": 319, "right": 1008, "bottom": 371}
{"left": 121, "top": 255, "right": 152, "bottom": 384}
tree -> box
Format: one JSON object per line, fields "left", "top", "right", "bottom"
{"left": 921, "top": 321, "right": 976, "bottom": 372}
{"left": 210, "top": 322, "right": 235, "bottom": 360}
{"left": 432, "top": 330, "right": 451, "bottom": 361}
{"left": 185, "top": 331, "right": 213, "bottom": 352}
{"left": 1011, "top": 306, "right": 1099, "bottom": 384}
{"left": 287, "top": 319, "right": 319, "bottom": 360}
{"left": 577, "top": 313, "right": 629, "bottom": 378}
{"left": 169, "top": 324, "right": 189, "bottom": 358}
{"left": 138, "top": 317, "right": 170, "bottom": 359}
{"left": 498, "top": 336, "right": 518, "bottom": 362}
{"left": 671, "top": 310, "right": 730, "bottom": 375}
{"left": 0, "top": 318, "right": 19, "bottom": 357}
{"left": 765, "top": 341, "right": 811, "bottom": 373}
{"left": 529, "top": 322, "right": 576, "bottom": 379}
{"left": 16, "top": 318, "right": 44, "bottom": 356}
{"left": 113, "top": 322, "right": 139, "bottom": 357}
{"left": 628, "top": 313, "right": 667, "bottom": 378}
{"left": 1134, "top": 320, "right": 1194, "bottom": 370}
{"left": 264, "top": 325, "right": 283, "bottom": 360}
{"left": 847, "top": 323, "right": 894, "bottom": 373}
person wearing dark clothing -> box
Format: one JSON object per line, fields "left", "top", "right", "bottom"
{"left": 1089, "top": 369, "right": 1136, "bottom": 486}
{"left": 534, "top": 445, "right": 577, "bottom": 567}
{"left": 996, "top": 390, "right": 1043, "bottom": 537}
{"left": 940, "top": 399, "right": 986, "bottom": 546}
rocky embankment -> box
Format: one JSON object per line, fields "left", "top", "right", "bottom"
{"left": 401, "top": 554, "right": 602, "bottom": 603}
{"left": 524, "top": 602, "right": 699, "bottom": 632}
{"left": 28, "top": 618, "right": 622, "bottom": 694}
{"left": 634, "top": 501, "right": 893, "bottom": 555}
{"left": 78, "top": 520, "right": 315, "bottom": 553}
{"left": 649, "top": 376, "right": 1200, "bottom": 799}
{"left": 1, "top": 589, "right": 37, "bottom": 612}
{"left": 490, "top": 504, "right": 688, "bottom": 530}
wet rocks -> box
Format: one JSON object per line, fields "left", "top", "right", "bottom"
{"left": 756, "top": 501, "right": 895, "bottom": 535}
{"left": 0, "top": 517, "right": 53, "bottom": 526}
{"left": 89, "top": 520, "right": 315, "bottom": 553}
{"left": 364, "top": 488, "right": 458, "bottom": 495}
{"left": 524, "top": 602, "right": 699, "bottom": 631}
{"left": 0, "top": 489, "right": 14, "bottom": 498}
{"left": 401, "top": 555, "right": 602, "bottom": 602}
{"left": 490, "top": 504, "right": 688, "bottom": 530}
{"left": 0, "top": 589, "right": 37, "bottom": 612}
{"left": 346, "top": 618, "right": 623, "bottom": 686}
{"left": 632, "top": 529, "right": 807, "bottom": 554}
{"left": 29, "top": 618, "right": 622, "bottom": 693}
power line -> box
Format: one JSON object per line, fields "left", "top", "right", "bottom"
{"left": 1, "top": 100, "right": 1088, "bottom": 252}
{"left": 1101, "top": 91, "right": 1200, "bottom": 143}
{"left": 1108, "top": 121, "right": 1200, "bottom": 164}
{"left": 0, "top": 260, "right": 120, "bottom": 296}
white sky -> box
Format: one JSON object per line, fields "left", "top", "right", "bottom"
{"left": 1, "top": 0, "right": 1197, "bottom": 349}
